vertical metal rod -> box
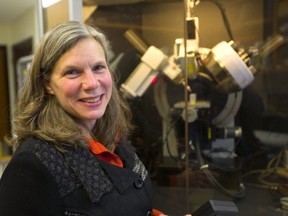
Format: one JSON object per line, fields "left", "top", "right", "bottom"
{"left": 69, "top": 0, "right": 83, "bottom": 21}
{"left": 183, "top": 0, "right": 190, "bottom": 213}
{"left": 36, "top": 0, "right": 44, "bottom": 43}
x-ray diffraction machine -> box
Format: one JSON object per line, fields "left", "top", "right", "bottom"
{"left": 120, "top": 0, "right": 287, "bottom": 198}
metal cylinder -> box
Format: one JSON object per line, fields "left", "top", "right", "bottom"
{"left": 124, "top": 29, "right": 149, "bottom": 54}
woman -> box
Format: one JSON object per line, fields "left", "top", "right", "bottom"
{"left": 0, "top": 21, "right": 164, "bottom": 216}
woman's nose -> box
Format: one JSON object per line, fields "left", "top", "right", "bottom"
{"left": 82, "top": 70, "right": 99, "bottom": 89}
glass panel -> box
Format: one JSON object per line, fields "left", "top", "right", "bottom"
{"left": 84, "top": 0, "right": 288, "bottom": 215}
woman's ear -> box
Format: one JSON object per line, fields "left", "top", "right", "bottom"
{"left": 42, "top": 77, "right": 54, "bottom": 95}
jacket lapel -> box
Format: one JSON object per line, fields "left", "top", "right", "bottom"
{"left": 64, "top": 147, "right": 113, "bottom": 202}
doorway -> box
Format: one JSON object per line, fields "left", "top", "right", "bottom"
{"left": 0, "top": 46, "right": 10, "bottom": 143}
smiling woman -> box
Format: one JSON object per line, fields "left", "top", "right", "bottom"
{"left": 0, "top": 21, "right": 164, "bottom": 216}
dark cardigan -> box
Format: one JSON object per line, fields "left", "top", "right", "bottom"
{"left": 0, "top": 137, "right": 153, "bottom": 216}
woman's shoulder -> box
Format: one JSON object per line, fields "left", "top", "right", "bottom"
{"left": 15, "top": 136, "right": 51, "bottom": 152}
{"left": 10, "top": 137, "right": 70, "bottom": 179}
{"left": 16, "top": 136, "right": 66, "bottom": 166}
{"left": 12, "top": 137, "right": 60, "bottom": 162}
{"left": 9, "top": 137, "right": 62, "bottom": 173}
{"left": 0, "top": 138, "right": 64, "bottom": 216}
{"left": 11, "top": 136, "right": 80, "bottom": 197}
{"left": 1, "top": 137, "right": 61, "bottom": 188}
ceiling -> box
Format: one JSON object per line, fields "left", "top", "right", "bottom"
{"left": 0, "top": 0, "right": 36, "bottom": 22}
{"left": 83, "top": 0, "right": 143, "bottom": 5}
{"left": 0, "top": 0, "right": 174, "bottom": 22}
{"left": 0, "top": 0, "right": 142, "bottom": 22}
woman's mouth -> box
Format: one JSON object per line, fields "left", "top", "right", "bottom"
{"left": 80, "top": 96, "right": 102, "bottom": 103}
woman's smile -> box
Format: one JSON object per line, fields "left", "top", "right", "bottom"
{"left": 79, "top": 95, "right": 102, "bottom": 104}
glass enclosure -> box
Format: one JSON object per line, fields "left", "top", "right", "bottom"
{"left": 79, "top": 0, "right": 288, "bottom": 215}
{"left": 13, "top": 0, "right": 288, "bottom": 215}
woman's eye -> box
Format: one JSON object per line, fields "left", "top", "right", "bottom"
{"left": 65, "top": 69, "right": 79, "bottom": 77}
{"left": 93, "top": 65, "right": 106, "bottom": 72}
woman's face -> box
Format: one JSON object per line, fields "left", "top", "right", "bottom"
{"left": 45, "top": 37, "right": 112, "bottom": 131}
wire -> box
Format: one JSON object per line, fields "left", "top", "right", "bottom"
{"left": 163, "top": 112, "right": 246, "bottom": 198}
{"left": 241, "top": 148, "right": 288, "bottom": 190}
{"left": 201, "top": 0, "right": 234, "bottom": 41}
{"left": 201, "top": 165, "right": 246, "bottom": 198}
{"left": 194, "top": 134, "right": 246, "bottom": 198}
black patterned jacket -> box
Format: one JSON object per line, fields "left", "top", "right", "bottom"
{"left": 0, "top": 137, "right": 153, "bottom": 216}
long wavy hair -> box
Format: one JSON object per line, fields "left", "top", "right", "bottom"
{"left": 8, "top": 21, "right": 133, "bottom": 151}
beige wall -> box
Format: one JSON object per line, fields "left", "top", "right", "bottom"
{"left": 0, "top": 5, "right": 38, "bottom": 48}
{"left": 0, "top": 23, "right": 12, "bottom": 45}
{"left": 11, "top": 7, "right": 37, "bottom": 48}
{"left": 44, "top": 0, "right": 70, "bottom": 30}
{"left": 44, "top": 0, "right": 88, "bottom": 31}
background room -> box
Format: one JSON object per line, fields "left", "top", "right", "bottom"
{"left": 0, "top": 0, "right": 288, "bottom": 215}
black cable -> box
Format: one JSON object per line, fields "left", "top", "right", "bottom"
{"left": 195, "top": 135, "right": 246, "bottom": 198}
{"left": 201, "top": 0, "right": 234, "bottom": 41}
{"left": 163, "top": 112, "right": 246, "bottom": 198}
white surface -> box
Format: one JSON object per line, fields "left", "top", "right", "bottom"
{"left": 211, "top": 41, "right": 254, "bottom": 89}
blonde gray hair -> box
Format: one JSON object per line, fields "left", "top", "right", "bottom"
{"left": 9, "top": 21, "right": 132, "bottom": 151}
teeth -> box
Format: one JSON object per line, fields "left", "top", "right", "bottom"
{"left": 82, "top": 97, "right": 100, "bottom": 103}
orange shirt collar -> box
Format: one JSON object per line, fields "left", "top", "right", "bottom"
{"left": 87, "top": 138, "right": 123, "bottom": 168}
